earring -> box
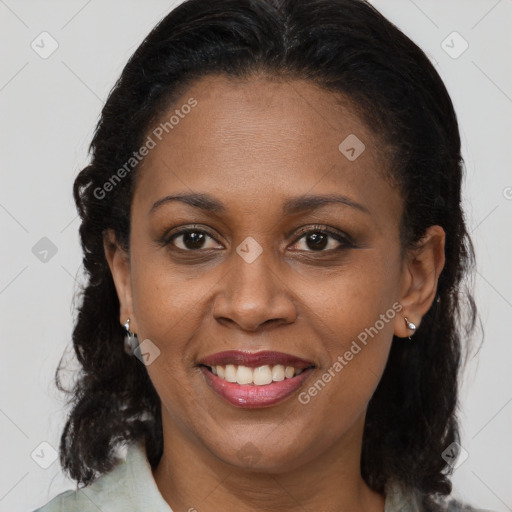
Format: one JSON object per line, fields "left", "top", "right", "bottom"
{"left": 123, "top": 318, "right": 138, "bottom": 355}
{"left": 404, "top": 317, "right": 417, "bottom": 331}
{"left": 404, "top": 317, "right": 416, "bottom": 340}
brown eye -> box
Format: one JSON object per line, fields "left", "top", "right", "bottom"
{"left": 289, "top": 227, "right": 353, "bottom": 252}
{"left": 168, "top": 229, "right": 222, "bottom": 251}
{"left": 304, "top": 232, "right": 329, "bottom": 251}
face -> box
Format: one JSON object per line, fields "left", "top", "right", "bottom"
{"left": 106, "top": 74, "right": 444, "bottom": 474}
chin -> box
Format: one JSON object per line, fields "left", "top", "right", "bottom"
{"left": 204, "top": 434, "right": 316, "bottom": 474}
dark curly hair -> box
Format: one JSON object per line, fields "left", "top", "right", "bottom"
{"left": 56, "top": 0, "right": 477, "bottom": 506}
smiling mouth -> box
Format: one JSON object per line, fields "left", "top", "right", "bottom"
{"left": 200, "top": 363, "right": 314, "bottom": 386}
{"left": 197, "top": 350, "right": 316, "bottom": 407}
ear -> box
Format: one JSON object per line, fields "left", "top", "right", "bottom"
{"left": 103, "top": 229, "right": 137, "bottom": 333}
{"left": 394, "top": 225, "right": 445, "bottom": 338}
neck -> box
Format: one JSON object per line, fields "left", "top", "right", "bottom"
{"left": 152, "top": 412, "right": 385, "bottom": 512}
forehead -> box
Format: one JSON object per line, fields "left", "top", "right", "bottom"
{"left": 133, "top": 74, "right": 400, "bottom": 224}
{"left": 158, "top": 73, "right": 376, "bottom": 157}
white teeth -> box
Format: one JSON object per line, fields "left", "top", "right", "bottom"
{"left": 224, "top": 364, "right": 237, "bottom": 383}
{"left": 236, "top": 365, "right": 253, "bottom": 385}
{"left": 253, "top": 365, "right": 273, "bottom": 385}
{"left": 209, "top": 363, "right": 308, "bottom": 385}
{"left": 284, "top": 366, "right": 295, "bottom": 379}
{"left": 272, "top": 364, "right": 285, "bottom": 381}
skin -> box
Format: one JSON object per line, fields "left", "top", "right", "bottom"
{"left": 104, "top": 74, "right": 445, "bottom": 512}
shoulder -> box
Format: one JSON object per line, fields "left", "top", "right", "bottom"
{"left": 431, "top": 496, "right": 496, "bottom": 512}
{"left": 32, "top": 488, "right": 98, "bottom": 512}
{"left": 32, "top": 440, "right": 167, "bottom": 512}
{"left": 32, "top": 462, "right": 129, "bottom": 512}
{"left": 385, "top": 481, "right": 496, "bottom": 512}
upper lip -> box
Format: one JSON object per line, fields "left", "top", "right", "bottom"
{"left": 198, "top": 350, "right": 315, "bottom": 369}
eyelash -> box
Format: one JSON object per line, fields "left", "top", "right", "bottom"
{"left": 160, "top": 224, "right": 354, "bottom": 253}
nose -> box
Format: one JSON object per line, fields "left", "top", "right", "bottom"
{"left": 212, "top": 246, "right": 297, "bottom": 332}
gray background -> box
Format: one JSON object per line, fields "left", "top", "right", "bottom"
{"left": 1, "top": 1, "right": 511, "bottom": 511}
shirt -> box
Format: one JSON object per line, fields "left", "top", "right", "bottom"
{"left": 32, "top": 440, "right": 486, "bottom": 512}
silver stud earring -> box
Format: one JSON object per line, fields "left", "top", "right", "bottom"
{"left": 404, "top": 317, "right": 417, "bottom": 331}
{"left": 123, "top": 318, "right": 138, "bottom": 355}
{"left": 404, "top": 317, "right": 416, "bottom": 341}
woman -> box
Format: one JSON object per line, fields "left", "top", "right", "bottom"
{"left": 34, "top": 0, "right": 481, "bottom": 510}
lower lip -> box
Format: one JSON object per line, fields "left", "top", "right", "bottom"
{"left": 199, "top": 366, "right": 314, "bottom": 408}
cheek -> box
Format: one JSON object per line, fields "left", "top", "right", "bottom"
{"left": 128, "top": 255, "right": 209, "bottom": 419}
{"left": 128, "top": 245, "right": 212, "bottom": 370}
{"left": 129, "top": 228, "right": 210, "bottom": 322}
{"left": 297, "top": 309, "right": 395, "bottom": 445}
{"left": 298, "top": 249, "right": 401, "bottom": 411}
{"left": 299, "top": 245, "right": 402, "bottom": 339}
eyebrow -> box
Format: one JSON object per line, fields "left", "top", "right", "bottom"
{"left": 282, "top": 193, "right": 369, "bottom": 215}
{"left": 150, "top": 193, "right": 226, "bottom": 215}
{"left": 149, "top": 192, "right": 369, "bottom": 215}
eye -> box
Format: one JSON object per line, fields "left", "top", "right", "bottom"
{"left": 166, "top": 228, "right": 222, "bottom": 251}
{"left": 289, "top": 226, "right": 353, "bottom": 252}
